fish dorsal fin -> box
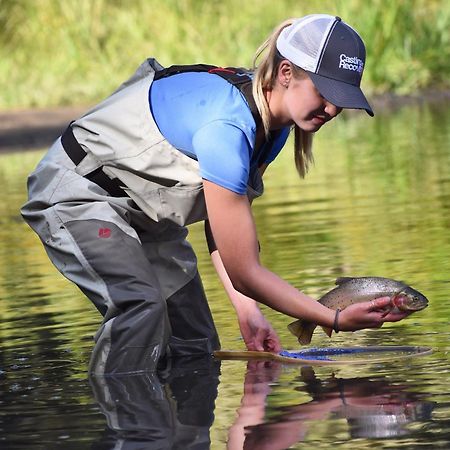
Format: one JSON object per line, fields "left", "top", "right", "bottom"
{"left": 335, "top": 277, "right": 354, "bottom": 285}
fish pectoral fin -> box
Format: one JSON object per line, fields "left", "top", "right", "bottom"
{"left": 321, "top": 326, "right": 333, "bottom": 338}
{"left": 288, "top": 319, "right": 317, "bottom": 345}
{"left": 287, "top": 319, "right": 303, "bottom": 337}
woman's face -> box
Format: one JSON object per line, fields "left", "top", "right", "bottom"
{"left": 284, "top": 75, "right": 343, "bottom": 132}
{"left": 272, "top": 61, "right": 343, "bottom": 132}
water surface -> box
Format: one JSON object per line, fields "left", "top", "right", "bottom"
{"left": 0, "top": 102, "right": 449, "bottom": 448}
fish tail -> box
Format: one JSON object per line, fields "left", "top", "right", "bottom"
{"left": 287, "top": 319, "right": 317, "bottom": 345}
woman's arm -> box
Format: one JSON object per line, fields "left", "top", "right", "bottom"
{"left": 204, "top": 162, "right": 281, "bottom": 352}
{"left": 209, "top": 245, "right": 281, "bottom": 352}
{"left": 203, "top": 179, "right": 405, "bottom": 331}
{"left": 203, "top": 179, "right": 334, "bottom": 323}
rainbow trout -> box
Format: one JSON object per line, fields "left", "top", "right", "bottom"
{"left": 288, "top": 277, "right": 428, "bottom": 345}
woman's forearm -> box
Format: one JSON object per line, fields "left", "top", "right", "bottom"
{"left": 234, "top": 264, "right": 335, "bottom": 326}
{"left": 210, "top": 248, "right": 261, "bottom": 315}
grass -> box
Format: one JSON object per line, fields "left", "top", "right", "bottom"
{"left": 0, "top": 0, "right": 449, "bottom": 110}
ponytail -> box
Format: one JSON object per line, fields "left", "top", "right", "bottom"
{"left": 252, "top": 19, "right": 314, "bottom": 178}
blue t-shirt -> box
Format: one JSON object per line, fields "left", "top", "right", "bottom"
{"left": 149, "top": 71, "right": 290, "bottom": 194}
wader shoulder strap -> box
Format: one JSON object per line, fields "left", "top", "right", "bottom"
{"left": 61, "top": 124, "right": 128, "bottom": 198}
{"left": 153, "top": 64, "right": 262, "bottom": 129}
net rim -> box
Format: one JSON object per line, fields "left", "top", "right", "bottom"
{"left": 214, "top": 346, "right": 433, "bottom": 366}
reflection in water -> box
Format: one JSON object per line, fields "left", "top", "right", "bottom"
{"left": 301, "top": 367, "right": 436, "bottom": 440}
{"left": 228, "top": 362, "right": 435, "bottom": 449}
{"left": 89, "top": 355, "right": 220, "bottom": 449}
{"left": 327, "top": 375, "right": 435, "bottom": 439}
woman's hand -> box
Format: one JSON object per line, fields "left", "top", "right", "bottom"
{"left": 237, "top": 304, "right": 282, "bottom": 353}
{"left": 337, "top": 297, "right": 413, "bottom": 332}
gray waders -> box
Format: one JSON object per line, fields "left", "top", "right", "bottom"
{"left": 21, "top": 59, "right": 221, "bottom": 375}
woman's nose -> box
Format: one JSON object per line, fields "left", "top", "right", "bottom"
{"left": 324, "top": 101, "right": 342, "bottom": 118}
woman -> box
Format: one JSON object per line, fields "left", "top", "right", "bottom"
{"left": 22, "top": 14, "right": 409, "bottom": 376}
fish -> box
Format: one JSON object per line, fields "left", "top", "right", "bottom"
{"left": 288, "top": 277, "right": 428, "bottom": 345}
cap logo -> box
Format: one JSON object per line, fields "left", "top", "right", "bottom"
{"left": 339, "top": 54, "right": 364, "bottom": 73}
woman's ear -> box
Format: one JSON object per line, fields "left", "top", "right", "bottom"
{"left": 277, "top": 60, "right": 292, "bottom": 88}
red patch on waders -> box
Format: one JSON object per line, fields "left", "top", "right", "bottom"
{"left": 98, "top": 228, "right": 111, "bottom": 238}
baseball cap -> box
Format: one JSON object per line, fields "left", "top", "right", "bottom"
{"left": 276, "top": 14, "right": 374, "bottom": 116}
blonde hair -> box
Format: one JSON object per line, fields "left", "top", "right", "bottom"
{"left": 252, "top": 19, "right": 314, "bottom": 178}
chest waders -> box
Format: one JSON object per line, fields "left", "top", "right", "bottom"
{"left": 21, "top": 58, "right": 267, "bottom": 376}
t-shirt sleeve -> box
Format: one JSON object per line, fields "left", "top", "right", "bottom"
{"left": 192, "top": 121, "right": 252, "bottom": 195}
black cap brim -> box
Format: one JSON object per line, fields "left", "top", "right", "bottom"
{"left": 307, "top": 71, "right": 374, "bottom": 117}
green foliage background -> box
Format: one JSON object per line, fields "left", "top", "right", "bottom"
{"left": 0, "top": 0, "right": 449, "bottom": 110}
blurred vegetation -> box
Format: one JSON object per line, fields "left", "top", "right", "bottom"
{"left": 0, "top": 0, "right": 449, "bottom": 110}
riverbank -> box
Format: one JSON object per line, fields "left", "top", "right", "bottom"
{"left": 0, "top": 105, "right": 87, "bottom": 153}
{"left": 1, "top": 89, "right": 449, "bottom": 154}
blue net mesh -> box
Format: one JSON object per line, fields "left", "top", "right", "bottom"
{"left": 279, "top": 347, "right": 420, "bottom": 361}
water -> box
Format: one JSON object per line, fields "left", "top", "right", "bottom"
{"left": 0, "top": 101, "right": 449, "bottom": 449}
